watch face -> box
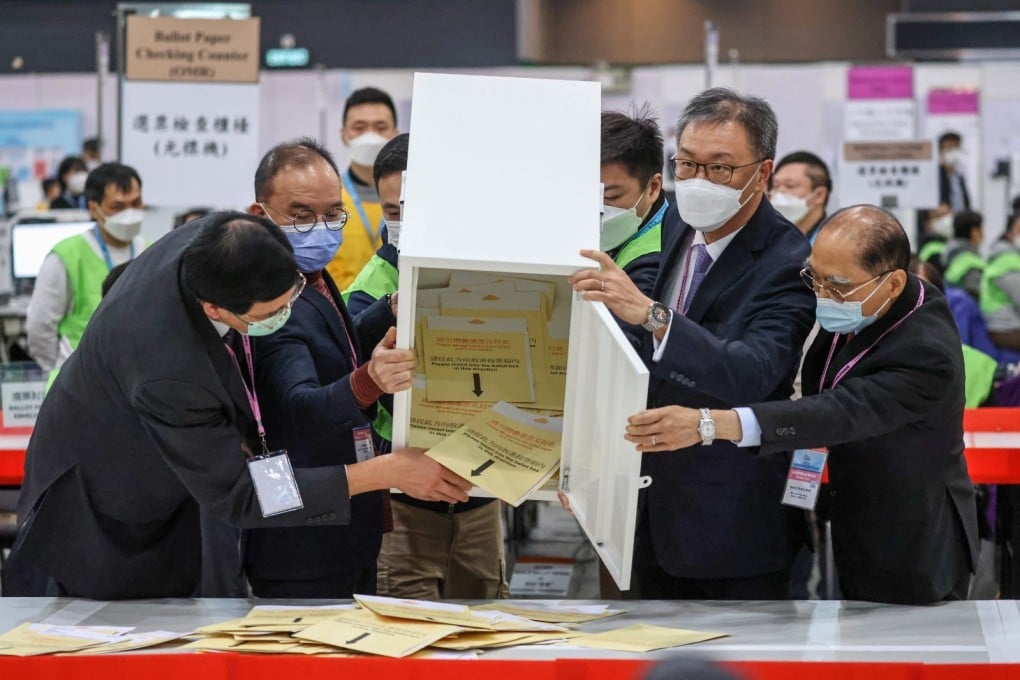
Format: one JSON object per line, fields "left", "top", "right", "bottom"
{"left": 652, "top": 303, "right": 671, "bottom": 324}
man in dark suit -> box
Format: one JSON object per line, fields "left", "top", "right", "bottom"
{"left": 627, "top": 205, "right": 979, "bottom": 604}
{"left": 3, "top": 210, "right": 471, "bottom": 600}
{"left": 571, "top": 88, "right": 815, "bottom": 599}
{"left": 243, "top": 138, "right": 470, "bottom": 598}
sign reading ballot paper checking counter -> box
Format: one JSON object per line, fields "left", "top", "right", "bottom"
{"left": 391, "top": 73, "right": 650, "bottom": 590}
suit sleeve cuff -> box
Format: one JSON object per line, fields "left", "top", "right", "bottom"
{"left": 651, "top": 314, "right": 675, "bottom": 363}
{"left": 732, "top": 407, "right": 762, "bottom": 447}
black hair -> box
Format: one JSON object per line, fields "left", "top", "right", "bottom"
{"left": 343, "top": 87, "right": 397, "bottom": 127}
{"left": 953, "top": 209, "right": 982, "bottom": 240}
{"left": 41, "top": 177, "right": 61, "bottom": 194}
{"left": 174, "top": 207, "right": 214, "bottom": 229}
{"left": 677, "top": 87, "right": 778, "bottom": 160}
{"left": 820, "top": 205, "right": 911, "bottom": 276}
{"left": 84, "top": 163, "right": 142, "bottom": 206}
{"left": 83, "top": 137, "right": 100, "bottom": 156}
{"left": 601, "top": 107, "right": 664, "bottom": 187}
{"left": 56, "top": 156, "right": 86, "bottom": 192}
{"left": 938, "top": 131, "right": 962, "bottom": 148}
{"left": 908, "top": 255, "right": 945, "bottom": 293}
{"left": 254, "top": 137, "right": 339, "bottom": 202}
{"left": 182, "top": 211, "right": 296, "bottom": 314}
{"left": 101, "top": 261, "right": 131, "bottom": 298}
{"left": 373, "top": 133, "right": 409, "bottom": 187}
{"left": 773, "top": 150, "right": 832, "bottom": 206}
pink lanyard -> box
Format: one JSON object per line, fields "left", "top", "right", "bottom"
{"left": 819, "top": 285, "right": 925, "bottom": 392}
{"left": 673, "top": 242, "right": 697, "bottom": 314}
{"left": 223, "top": 334, "right": 268, "bottom": 456}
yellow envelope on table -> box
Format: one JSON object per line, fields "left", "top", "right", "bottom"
{"left": 0, "top": 623, "right": 116, "bottom": 656}
{"left": 293, "top": 608, "right": 460, "bottom": 658}
{"left": 422, "top": 316, "right": 535, "bottom": 403}
{"left": 426, "top": 401, "right": 562, "bottom": 506}
{"left": 354, "top": 594, "right": 566, "bottom": 633}
{"left": 568, "top": 623, "right": 727, "bottom": 652}
{"left": 409, "top": 374, "right": 491, "bottom": 448}
{"left": 473, "top": 601, "right": 624, "bottom": 624}
{"left": 440, "top": 290, "right": 549, "bottom": 374}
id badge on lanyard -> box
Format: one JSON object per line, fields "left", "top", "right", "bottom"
{"left": 225, "top": 334, "right": 304, "bottom": 517}
{"left": 781, "top": 449, "right": 828, "bottom": 510}
{"left": 248, "top": 449, "right": 304, "bottom": 517}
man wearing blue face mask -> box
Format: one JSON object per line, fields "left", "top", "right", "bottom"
{"left": 571, "top": 88, "right": 815, "bottom": 600}
{"left": 243, "top": 138, "right": 471, "bottom": 598}
{"left": 626, "top": 205, "right": 980, "bottom": 605}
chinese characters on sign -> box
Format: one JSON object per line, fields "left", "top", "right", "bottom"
{"left": 1, "top": 381, "right": 47, "bottom": 427}
{"left": 130, "top": 113, "right": 250, "bottom": 159}
{"left": 839, "top": 141, "right": 938, "bottom": 209}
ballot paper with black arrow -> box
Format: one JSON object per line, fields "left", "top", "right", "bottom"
{"left": 425, "top": 401, "right": 562, "bottom": 506}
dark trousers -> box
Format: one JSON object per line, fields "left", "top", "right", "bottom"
{"left": 250, "top": 567, "right": 376, "bottom": 599}
{"left": 631, "top": 505, "right": 791, "bottom": 600}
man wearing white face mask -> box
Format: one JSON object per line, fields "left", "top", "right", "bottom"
{"left": 28, "top": 163, "right": 147, "bottom": 373}
{"left": 769, "top": 151, "right": 832, "bottom": 245}
{"left": 570, "top": 88, "right": 815, "bottom": 600}
{"left": 600, "top": 109, "right": 668, "bottom": 297}
{"left": 325, "top": 87, "right": 400, "bottom": 290}
{"left": 625, "top": 206, "right": 979, "bottom": 605}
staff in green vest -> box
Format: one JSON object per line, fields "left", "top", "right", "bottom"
{"left": 942, "top": 209, "right": 985, "bottom": 301}
{"left": 600, "top": 109, "right": 667, "bottom": 297}
{"left": 26, "top": 163, "right": 146, "bottom": 373}
{"left": 981, "top": 211, "right": 1020, "bottom": 353}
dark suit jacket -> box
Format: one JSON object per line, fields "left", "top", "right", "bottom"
{"left": 938, "top": 165, "right": 970, "bottom": 211}
{"left": 642, "top": 198, "right": 815, "bottom": 579}
{"left": 751, "top": 276, "right": 979, "bottom": 604}
{"left": 244, "top": 273, "right": 383, "bottom": 584}
{"left": 11, "top": 217, "right": 353, "bottom": 599}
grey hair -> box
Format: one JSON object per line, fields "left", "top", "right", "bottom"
{"left": 676, "top": 88, "right": 778, "bottom": 160}
{"left": 820, "top": 205, "right": 911, "bottom": 276}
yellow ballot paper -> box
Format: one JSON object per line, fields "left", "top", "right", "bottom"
{"left": 447, "top": 272, "right": 557, "bottom": 314}
{"left": 354, "top": 594, "right": 566, "bottom": 633}
{"left": 440, "top": 290, "right": 549, "bottom": 374}
{"left": 426, "top": 401, "right": 563, "bottom": 506}
{"left": 293, "top": 608, "right": 461, "bottom": 658}
{"left": 409, "top": 374, "right": 491, "bottom": 448}
{"left": 0, "top": 623, "right": 124, "bottom": 656}
{"left": 69, "top": 630, "right": 183, "bottom": 655}
{"left": 520, "top": 312, "right": 569, "bottom": 411}
{"left": 422, "top": 315, "right": 535, "bottom": 403}
{"left": 473, "top": 601, "right": 624, "bottom": 624}
{"left": 568, "top": 623, "right": 727, "bottom": 652}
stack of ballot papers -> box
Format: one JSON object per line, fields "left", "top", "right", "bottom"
{"left": 0, "top": 596, "right": 726, "bottom": 658}
{"left": 0, "top": 623, "right": 182, "bottom": 656}
{"left": 181, "top": 596, "right": 723, "bottom": 658}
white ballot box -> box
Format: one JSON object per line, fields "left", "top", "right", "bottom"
{"left": 392, "top": 73, "right": 650, "bottom": 589}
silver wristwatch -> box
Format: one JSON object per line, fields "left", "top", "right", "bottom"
{"left": 641, "top": 301, "right": 672, "bottom": 332}
{"left": 698, "top": 408, "right": 716, "bottom": 446}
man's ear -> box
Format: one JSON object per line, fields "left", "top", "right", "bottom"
{"left": 248, "top": 202, "right": 264, "bottom": 217}
{"left": 200, "top": 300, "right": 223, "bottom": 322}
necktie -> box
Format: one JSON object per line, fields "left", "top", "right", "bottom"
{"left": 681, "top": 243, "right": 713, "bottom": 315}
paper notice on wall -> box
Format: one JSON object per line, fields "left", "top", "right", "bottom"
{"left": 421, "top": 316, "right": 535, "bottom": 403}
{"left": 425, "top": 401, "right": 562, "bottom": 506}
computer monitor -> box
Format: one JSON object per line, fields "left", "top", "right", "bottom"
{"left": 11, "top": 220, "right": 94, "bottom": 280}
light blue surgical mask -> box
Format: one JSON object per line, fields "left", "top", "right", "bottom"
{"left": 244, "top": 305, "right": 292, "bottom": 336}
{"left": 280, "top": 224, "right": 345, "bottom": 273}
{"left": 815, "top": 273, "right": 892, "bottom": 334}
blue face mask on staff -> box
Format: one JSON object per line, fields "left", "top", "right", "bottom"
{"left": 279, "top": 224, "right": 345, "bottom": 273}
{"left": 815, "top": 272, "right": 892, "bottom": 334}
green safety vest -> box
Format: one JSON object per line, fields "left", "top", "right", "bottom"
{"left": 342, "top": 253, "right": 398, "bottom": 306}
{"left": 51, "top": 234, "right": 111, "bottom": 352}
{"left": 614, "top": 222, "right": 662, "bottom": 271}
{"left": 342, "top": 253, "right": 399, "bottom": 440}
{"left": 944, "top": 249, "right": 985, "bottom": 287}
{"left": 961, "top": 344, "right": 998, "bottom": 408}
{"left": 919, "top": 240, "right": 946, "bottom": 264}
{"left": 980, "top": 248, "right": 1020, "bottom": 317}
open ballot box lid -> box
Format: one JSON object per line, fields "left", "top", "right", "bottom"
{"left": 390, "top": 73, "right": 650, "bottom": 589}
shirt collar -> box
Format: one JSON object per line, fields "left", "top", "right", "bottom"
{"left": 210, "top": 318, "right": 231, "bottom": 337}
{"left": 693, "top": 226, "right": 743, "bottom": 261}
